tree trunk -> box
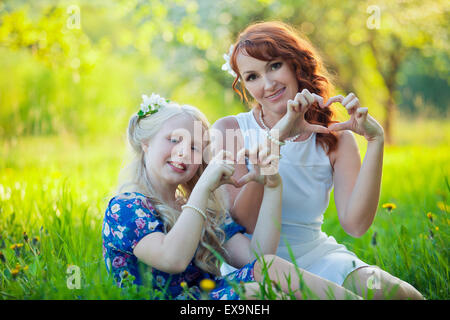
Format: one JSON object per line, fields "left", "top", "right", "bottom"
{"left": 384, "top": 92, "right": 396, "bottom": 145}
{"left": 368, "top": 33, "right": 405, "bottom": 145}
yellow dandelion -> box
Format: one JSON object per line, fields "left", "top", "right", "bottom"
{"left": 16, "top": 243, "right": 23, "bottom": 248}
{"left": 382, "top": 203, "right": 397, "bottom": 211}
{"left": 11, "top": 268, "right": 20, "bottom": 277}
{"left": 23, "top": 265, "right": 29, "bottom": 271}
{"left": 199, "top": 279, "right": 216, "bottom": 292}
{"left": 435, "top": 226, "right": 439, "bottom": 231}
{"left": 10, "top": 244, "right": 17, "bottom": 250}
{"left": 15, "top": 263, "right": 21, "bottom": 270}
{"left": 426, "top": 212, "right": 433, "bottom": 219}
{"left": 437, "top": 201, "right": 449, "bottom": 212}
{"left": 180, "top": 281, "right": 188, "bottom": 289}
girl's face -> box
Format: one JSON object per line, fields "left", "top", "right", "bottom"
{"left": 143, "top": 113, "right": 205, "bottom": 188}
{"left": 236, "top": 52, "right": 299, "bottom": 115}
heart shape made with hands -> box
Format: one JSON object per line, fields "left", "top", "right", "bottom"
{"left": 322, "top": 93, "right": 369, "bottom": 133}
{"left": 284, "top": 90, "right": 369, "bottom": 136}
{"left": 234, "top": 147, "right": 280, "bottom": 188}
{"left": 209, "top": 146, "right": 280, "bottom": 189}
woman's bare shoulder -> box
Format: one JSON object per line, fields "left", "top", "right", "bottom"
{"left": 212, "top": 115, "right": 240, "bottom": 131}
{"left": 329, "top": 130, "right": 359, "bottom": 166}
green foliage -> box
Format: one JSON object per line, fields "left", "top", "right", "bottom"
{"left": 0, "top": 124, "right": 449, "bottom": 299}
{"left": 0, "top": 0, "right": 448, "bottom": 139}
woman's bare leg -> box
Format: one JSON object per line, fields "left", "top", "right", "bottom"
{"left": 342, "top": 266, "right": 424, "bottom": 300}
{"left": 252, "top": 254, "right": 362, "bottom": 300}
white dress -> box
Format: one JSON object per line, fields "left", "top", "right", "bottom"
{"left": 220, "top": 110, "right": 368, "bottom": 285}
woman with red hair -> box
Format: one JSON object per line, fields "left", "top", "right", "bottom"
{"left": 213, "top": 21, "right": 423, "bottom": 299}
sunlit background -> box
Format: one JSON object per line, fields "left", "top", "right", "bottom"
{"left": 0, "top": 0, "right": 448, "bottom": 299}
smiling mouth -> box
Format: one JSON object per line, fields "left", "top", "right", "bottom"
{"left": 266, "top": 87, "right": 286, "bottom": 100}
{"left": 168, "top": 161, "right": 187, "bottom": 171}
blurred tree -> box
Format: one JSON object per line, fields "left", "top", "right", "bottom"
{"left": 0, "top": 0, "right": 447, "bottom": 142}
{"left": 215, "top": 0, "right": 449, "bottom": 143}
{"left": 363, "top": 0, "right": 449, "bottom": 143}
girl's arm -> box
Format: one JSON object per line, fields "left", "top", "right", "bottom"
{"left": 223, "top": 140, "right": 283, "bottom": 268}
{"left": 249, "top": 178, "right": 282, "bottom": 256}
{"left": 212, "top": 116, "right": 264, "bottom": 233}
{"left": 133, "top": 183, "right": 211, "bottom": 274}
{"left": 134, "top": 152, "right": 236, "bottom": 274}
{"left": 224, "top": 180, "right": 283, "bottom": 268}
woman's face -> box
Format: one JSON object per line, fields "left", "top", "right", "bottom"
{"left": 143, "top": 113, "right": 205, "bottom": 188}
{"left": 236, "top": 52, "right": 299, "bottom": 115}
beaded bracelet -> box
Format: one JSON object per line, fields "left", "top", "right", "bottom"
{"left": 265, "top": 130, "right": 286, "bottom": 146}
{"left": 181, "top": 204, "right": 207, "bottom": 221}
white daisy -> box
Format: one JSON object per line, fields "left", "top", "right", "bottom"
{"left": 142, "top": 93, "right": 167, "bottom": 112}
{"left": 221, "top": 44, "right": 237, "bottom": 78}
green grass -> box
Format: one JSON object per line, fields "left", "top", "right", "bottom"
{"left": 0, "top": 121, "right": 449, "bottom": 300}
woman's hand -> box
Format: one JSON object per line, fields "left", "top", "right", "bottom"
{"left": 235, "top": 145, "right": 281, "bottom": 189}
{"left": 198, "top": 150, "right": 240, "bottom": 193}
{"left": 272, "top": 88, "right": 330, "bottom": 140}
{"left": 325, "top": 93, "right": 384, "bottom": 142}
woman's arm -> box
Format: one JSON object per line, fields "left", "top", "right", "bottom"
{"left": 331, "top": 130, "right": 384, "bottom": 237}
{"left": 327, "top": 93, "right": 385, "bottom": 238}
{"left": 211, "top": 92, "right": 328, "bottom": 233}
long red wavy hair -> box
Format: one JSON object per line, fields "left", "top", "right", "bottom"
{"left": 229, "top": 21, "right": 338, "bottom": 154}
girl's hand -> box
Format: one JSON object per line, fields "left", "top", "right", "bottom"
{"left": 198, "top": 150, "right": 240, "bottom": 193}
{"left": 325, "top": 93, "right": 384, "bottom": 142}
{"left": 272, "top": 88, "right": 330, "bottom": 140}
{"left": 236, "top": 145, "right": 281, "bottom": 188}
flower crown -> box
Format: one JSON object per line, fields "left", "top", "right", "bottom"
{"left": 221, "top": 44, "right": 238, "bottom": 78}
{"left": 137, "top": 93, "right": 170, "bottom": 119}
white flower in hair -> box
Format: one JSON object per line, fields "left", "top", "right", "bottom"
{"left": 138, "top": 93, "right": 170, "bottom": 119}
{"left": 221, "top": 44, "right": 238, "bottom": 78}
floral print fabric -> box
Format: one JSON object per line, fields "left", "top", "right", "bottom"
{"left": 102, "top": 192, "right": 256, "bottom": 300}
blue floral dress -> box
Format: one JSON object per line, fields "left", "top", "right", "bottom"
{"left": 102, "top": 192, "right": 256, "bottom": 300}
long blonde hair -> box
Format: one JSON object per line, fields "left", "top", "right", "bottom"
{"left": 117, "top": 101, "right": 228, "bottom": 276}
